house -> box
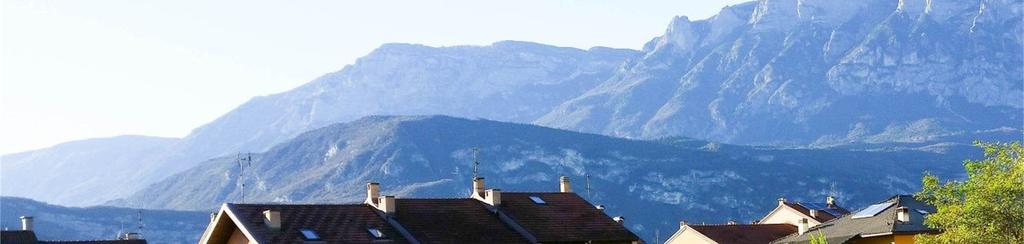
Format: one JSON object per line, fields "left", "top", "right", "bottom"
{"left": 199, "top": 176, "right": 642, "bottom": 244}
{"left": 665, "top": 222, "right": 797, "bottom": 244}
{"left": 0, "top": 216, "right": 147, "bottom": 244}
{"left": 663, "top": 196, "right": 847, "bottom": 244}
{"left": 772, "top": 195, "right": 939, "bottom": 244}
{"left": 760, "top": 196, "right": 850, "bottom": 227}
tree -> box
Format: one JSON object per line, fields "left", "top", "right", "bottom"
{"left": 914, "top": 141, "right": 1024, "bottom": 244}
{"left": 808, "top": 230, "right": 828, "bottom": 244}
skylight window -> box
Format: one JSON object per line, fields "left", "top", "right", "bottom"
{"left": 851, "top": 202, "right": 894, "bottom": 219}
{"left": 529, "top": 196, "right": 546, "bottom": 204}
{"left": 367, "top": 228, "right": 387, "bottom": 239}
{"left": 299, "top": 229, "right": 321, "bottom": 241}
{"left": 916, "top": 209, "right": 930, "bottom": 215}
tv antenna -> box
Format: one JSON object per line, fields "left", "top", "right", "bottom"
{"left": 137, "top": 209, "right": 144, "bottom": 234}
{"left": 237, "top": 153, "right": 253, "bottom": 203}
{"left": 471, "top": 147, "right": 480, "bottom": 179}
{"left": 585, "top": 174, "right": 592, "bottom": 201}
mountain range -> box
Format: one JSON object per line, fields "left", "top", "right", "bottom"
{"left": 1, "top": 0, "right": 1021, "bottom": 242}
{"left": 1, "top": 197, "right": 206, "bottom": 243}
{"left": 111, "top": 115, "right": 975, "bottom": 240}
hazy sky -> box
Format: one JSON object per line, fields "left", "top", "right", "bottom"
{"left": 1, "top": 0, "right": 749, "bottom": 154}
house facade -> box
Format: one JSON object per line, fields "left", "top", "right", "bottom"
{"left": 664, "top": 196, "right": 847, "bottom": 244}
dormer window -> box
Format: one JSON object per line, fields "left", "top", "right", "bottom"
{"left": 529, "top": 196, "right": 546, "bottom": 204}
{"left": 300, "top": 229, "right": 321, "bottom": 241}
{"left": 367, "top": 227, "right": 387, "bottom": 239}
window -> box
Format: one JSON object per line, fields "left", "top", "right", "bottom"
{"left": 529, "top": 196, "right": 546, "bottom": 204}
{"left": 367, "top": 228, "right": 386, "bottom": 239}
{"left": 299, "top": 229, "right": 321, "bottom": 241}
{"left": 851, "top": 202, "right": 894, "bottom": 219}
{"left": 915, "top": 209, "right": 930, "bottom": 215}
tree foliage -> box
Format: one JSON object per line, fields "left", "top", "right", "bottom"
{"left": 914, "top": 141, "right": 1024, "bottom": 244}
{"left": 808, "top": 231, "right": 828, "bottom": 244}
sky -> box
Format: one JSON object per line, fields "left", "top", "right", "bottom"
{"left": 0, "top": 0, "right": 750, "bottom": 154}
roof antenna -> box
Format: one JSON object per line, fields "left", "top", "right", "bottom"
{"left": 471, "top": 147, "right": 480, "bottom": 179}
{"left": 585, "top": 174, "right": 592, "bottom": 201}
{"left": 136, "top": 209, "right": 144, "bottom": 237}
{"left": 237, "top": 153, "right": 253, "bottom": 203}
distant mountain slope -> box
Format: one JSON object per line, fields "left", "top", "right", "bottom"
{"left": 537, "top": 0, "right": 1022, "bottom": 145}
{"left": 0, "top": 136, "right": 178, "bottom": 205}
{"left": 0, "top": 197, "right": 207, "bottom": 243}
{"left": 1, "top": 41, "right": 637, "bottom": 206}
{"left": 115, "top": 115, "right": 976, "bottom": 241}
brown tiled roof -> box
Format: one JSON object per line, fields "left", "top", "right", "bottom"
{"left": 783, "top": 202, "right": 850, "bottom": 223}
{"left": 228, "top": 203, "right": 408, "bottom": 244}
{"left": 1, "top": 230, "right": 39, "bottom": 244}
{"left": 689, "top": 224, "right": 797, "bottom": 244}
{"left": 393, "top": 198, "right": 527, "bottom": 244}
{"left": 499, "top": 192, "right": 640, "bottom": 243}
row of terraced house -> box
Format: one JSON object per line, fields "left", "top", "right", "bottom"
{"left": 3, "top": 175, "right": 939, "bottom": 244}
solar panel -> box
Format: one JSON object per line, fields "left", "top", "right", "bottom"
{"left": 529, "top": 196, "right": 546, "bottom": 204}
{"left": 851, "top": 202, "right": 894, "bottom": 219}
{"left": 367, "top": 228, "right": 386, "bottom": 239}
{"left": 300, "top": 229, "right": 321, "bottom": 241}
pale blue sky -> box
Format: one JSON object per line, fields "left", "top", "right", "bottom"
{"left": 1, "top": 0, "right": 749, "bottom": 154}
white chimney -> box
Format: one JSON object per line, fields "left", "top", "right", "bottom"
{"left": 380, "top": 195, "right": 396, "bottom": 214}
{"left": 827, "top": 195, "right": 836, "bottom": 207}
{"left": 809, "top": 209, "right": 818, "bottom": 218}
{"left": 20, "top": 216, "right": 33, "bottom": 231}
{"left": 797, "top": 218, "right": 809, "bottom": 235}
{"left": 613, "top": 216, "right": 625, "bottom": 225}
{"left": 484, "top": 189, "right": 502, "bottom": 206}
{"left": 559, "top": 176, "right": 571, "bottom": 193}
{"left": 472, "top": 177, "right": 485, "bottom": 197}
{"left": 897, "top": 207, "right": 910, "bottom": 223}
{"left": 778, "top": 197, "right": 786, "bottom": 206}
{"left": 366, "top": 182, "right": 380, "bottom": 205}
{"left": 263, "top": 210, "right": 281, "bottom": 230}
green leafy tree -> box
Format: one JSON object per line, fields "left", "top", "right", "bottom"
{"left": 914, "top": 141, "right": 1024, "bottom": 244}
{"left": 808, "top": 231, "right": 828, "bottom": 244}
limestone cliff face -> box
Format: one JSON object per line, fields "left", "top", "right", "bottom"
{"left": 537, "top": 0, "right": 1022, "bottom": 145}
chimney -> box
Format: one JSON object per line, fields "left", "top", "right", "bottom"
{"left": 484, "top": 189, "right": 502, "bottom": 206}
{"left": 559, "top": 176, "right": 571, "bottom": 193}
{"left": 809, "top": 209, "right": 818, "bottom": 218}
{"left": 679, "top": 221, "right": 688, "bottom": 228}
{"left": 826, "top": 195, "right": 836, "bottom": 207}
{"left": 20, "top": 216, "right": 33, "bottom": 231}
{"left": 366, "top": 182, "right": 380, "bottom": 205}
{"left": 897, "top": 207, "right": 910, "bottom": 223}
{"left": 472, "top": 177, "right": 485, "bottom": 197}
{"left": 379, "top": 195, "right": 396, "bottom": 214}
{"left": 797, "top": 218, "right": 809, "bottom": 235}
{"left": 263, "top": 210, "right": 281, "bottom": 230}
{"left": 209, "top": 212, "right": 217, "bottom": 223}
{"left": 613, "top": 216, "right": 625, "bottom": 225}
